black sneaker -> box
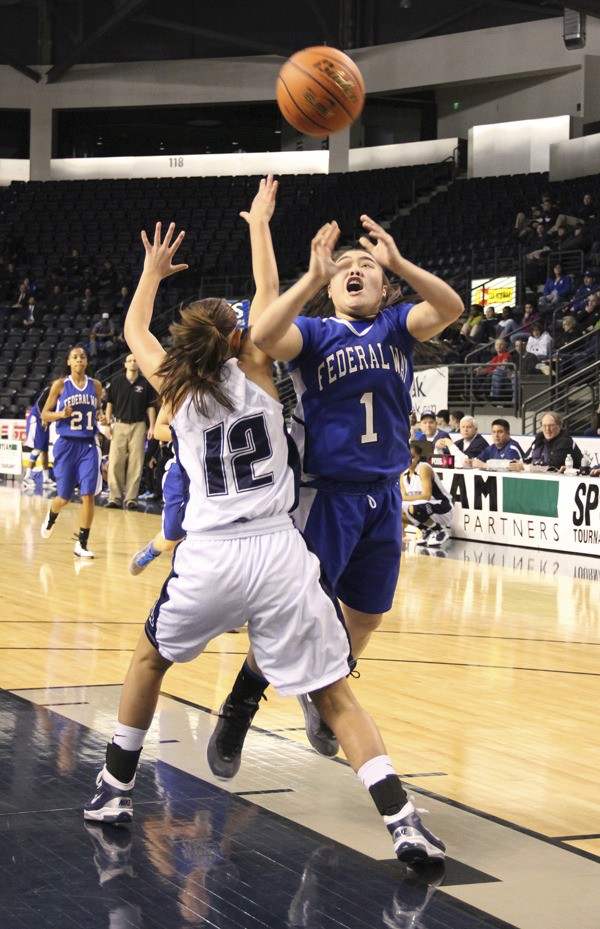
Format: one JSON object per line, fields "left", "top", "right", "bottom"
{"left": 206, "top": 695, "right": 260, "bottom": 779}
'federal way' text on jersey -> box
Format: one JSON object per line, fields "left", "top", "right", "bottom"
{"left": 55, "top": 375, "right": 98, "bottom": 439}
{"left": 288, "top": 304, "right": 415, "bottom": 483}
{"left": 171, "top": 359, "right": 296, "bottom": 534}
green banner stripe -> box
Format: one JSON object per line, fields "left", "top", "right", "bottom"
{"left": 503, "top": 477, "right": 559, "bottom": 518}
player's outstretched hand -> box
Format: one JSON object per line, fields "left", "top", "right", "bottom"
{"left": 240, "top": 174, "right": 279, "bottom": 225}
{"left": 358, "top": 214, "right": 402, "bottom": 271}
{"left": 308, "top": 221, "right": 340, "bottom": 284}
{"left": 141, "top": 222, "right": 189, "bottom": 280}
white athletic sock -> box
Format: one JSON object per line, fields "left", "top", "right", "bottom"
{"left": 356, "top": 754, "right": 397, "bottom": 789}
{"left": 112, "top": 723, "right": 147, "bottom": 752}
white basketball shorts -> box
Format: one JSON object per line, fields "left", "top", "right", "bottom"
{"left": 146, "top": 514, "right": 352, "bottom": 697}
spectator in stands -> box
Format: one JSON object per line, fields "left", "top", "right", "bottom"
{"left": 560, "top": 222, "right": 593, "bottom": 255}
{"left": 554, "top": 314, "right": 582, "bottom": 350}
{"left": 470, "top": 305, "right": 498, "bottom": 342}
{"left": 510, "top": 300, "right": 542, "bottom": 346}
{"left": 20, "top": 294, "right": 36, "bottom": 328}
{"left": 10, "top": 281, "right": 28, "bottom": 310}
{"left": 575, "top": 291, "right": 600, "bottom": 332}
{"left": 48, "top": 284, "right": 68, "bottom": 315}
{"left": 88, "top": 313, "right": 117, "bottom": 358}
{"left": 570, "top": 269, "right": 598, "bottom": 314}
{"left": 477, "top": 337, "right": 516, "bottom": 401}
{"left": 414, "top": 410, "right": 449, "bottom": 445}
{"left": 520, "top": 321, "right": 553, "bottom": 374}
{"left": 97, "top": 259, "right": 117, "bottom": 295}
{"left": 464, "top": 419, "right": 523, "bottom": 467}
{"left": 80, "top": 285, "right": 99, "bottom": 316}
{"left": 538, "top": 262, "right": 572, "bottom": 313}
{"left": 496, "top": 306, "right": 519, "bottom": 341}
{"left": 436, "top": 409, "right": 451, "bottom": 432}
{"left": 515, "top": 205, "right": 544, "bottom": 240}
{"left": 459, "top": 304, "right": 485, "bottom": 340}
{"left": 509, "top": 410, "right": 582, "bottom": 471}
{"left": 550, "top": 191, "right": 597, "bottom": 231}
{"left": 434, "top": 415, "right": 489, "bottom": 466}
{"left": 449, "top": 410, "right": 465, "bottom": 432}
{"left": 115, "top": 285, "right": 132, "bottom": 321}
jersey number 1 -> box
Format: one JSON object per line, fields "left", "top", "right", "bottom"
{"left": 360, "top": 392, "right": 378, "bottom": 444}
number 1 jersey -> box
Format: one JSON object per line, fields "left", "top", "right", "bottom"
{"left": 288, "top": 303, "right": 416, "bottom": 483}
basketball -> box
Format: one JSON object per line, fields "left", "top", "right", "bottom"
{"left": 276, "top": 46, "right": 366, "bottom": 137}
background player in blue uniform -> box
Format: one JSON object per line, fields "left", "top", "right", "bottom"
{"left": 22, "top": 385, "right": 55, "bottom": 489}
{"left": 129, "top": 404, "right": 186, "bottom": 574}
{"left": 210, "top": 213, "right": 464, "bottom": 771}
{"left": 40, "top": 346, "right": 102, "bottom": 558}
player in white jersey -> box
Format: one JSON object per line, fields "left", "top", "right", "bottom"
{"left": 401, "top": 439, "right": 454, "bottom": 547}
{"left": 84, "top": 178, "right": 446, "bottom": 865}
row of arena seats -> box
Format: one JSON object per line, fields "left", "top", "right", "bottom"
{"left": 2, "top": 165, "right": 600, "bottom": 417}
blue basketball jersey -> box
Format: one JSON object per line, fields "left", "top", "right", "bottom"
{"left": 55, "top": 375, "right": 98, "bottom": 438}
{"left": 289, "top": 303, "right": 415, "bottom": 482}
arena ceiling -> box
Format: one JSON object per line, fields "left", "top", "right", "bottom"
{"left": 0, "top": 0, "right": 596, "bottom": 84}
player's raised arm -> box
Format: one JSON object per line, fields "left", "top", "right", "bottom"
{"left": 242, "top": 175, "right": 280, "bottom": 326}
{"left": 358, "top": 214, "right": 464, "bottom": 341}
{"left": 251, "top": 221, "right": 340, "bottom": 361}
{"left": 123, "top": 222, "right": 188, "bottom": 391}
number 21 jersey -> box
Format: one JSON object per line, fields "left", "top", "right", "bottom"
{"left": 55, "top": 375, "right": 98, "bottom": 438}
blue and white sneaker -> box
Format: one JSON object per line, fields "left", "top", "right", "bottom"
{"left": 84, "top": 768, "right": 134, "bottom": 824}
{"left": 385, "top": 801, "right": 446, "bottom": 864}
{"left": 129, "top": 542, "right": 161, "bottom": 576}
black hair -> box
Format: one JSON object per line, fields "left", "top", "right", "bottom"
{"left": 491, "top": 419, "right": 510, "bottom": 431}
{"left": 302, "top": 245, "right": 402, "bottom": 319}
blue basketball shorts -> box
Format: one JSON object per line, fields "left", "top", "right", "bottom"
{"left": 294, "top": 480, "right": 403, "bottom": 615}
{"left": 25, "top": 410, "right": 49, "bottom": 453}
{"left": 161, "top": 459, "right": 185, "bottom": 542}
{"left": 53, "top": 436, "right": 102, "bottom": 499}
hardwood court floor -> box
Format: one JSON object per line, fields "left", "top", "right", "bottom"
{"left": 1, "top": 479, "right": 599, "bottom": 929}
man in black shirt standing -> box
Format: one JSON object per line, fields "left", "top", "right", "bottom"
{"left": 105, "top": 354, "right": 156, "bottom": 510}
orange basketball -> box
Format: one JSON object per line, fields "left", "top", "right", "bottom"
{"left": 276, "top": 46, "right": 366, "bottom": 137}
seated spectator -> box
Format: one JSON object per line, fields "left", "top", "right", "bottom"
{"left": 509, "top": 410, "right": 582, "bottom": 471}
{"left": 10, "top": 281, "right": 28, "bottom": 310}
{"left": 524, "top": 222, "right": 551, "bottom": 259}
{"left": 48, "top": 284, "right": 68, "bottom": 315}
{"left": 449, "top": 410, "right": 465, "bottom": 432}
{"left": 115, "top": 285, "right": 132, "bottom": 321}
{"left": 88, "top": 313, "right": 117, "bottom": 358}
{"left": 459, "top": 304, "right": 485, "bottom": 340}
{"left": 575, "top": 291, "right": 600, "bottom": 332}
{"left": 582, "top": 403, "right": 600, "bottom": 438}
{"left": 79, "top": 285, "right": 99, "bottom": 316}
{"left": 554, "top": 314, "right": 582, "bottom": 351}
{"left": 400, "top": 439, "right": 454, "bottom": 547}
{"left": 473, "top": 337, "right": 515, "bottom": 401}
{"left": 434, "top": 415, "right": 489, "bottom": 466}
{"left": 470, "top": 305, "right": 498, "bottom": 342}
{"left": 496, "top": 306, "right": 520, "bottom": 341}
{"left": 510, "top": 301, "right": 542, "bottom": 346}
{"left": 465, "top": 419, "right": 523, "bottom": 467}
{"left": 538, "top": 262, "right": 572, "bottom": 313}
{"left": 20, "top": 294, "right": 36, "bottom": 328}
{"left": 560, "top": 222, "right": 593, "bottom": 255}
{"left": 520, "top": 322, "right": 552, "bottom": 374}
{"left": 413, "top": 410, "right": 450, "bottom": 445}
{"left": 567, "top": 269, "right": 598, "bottom": 315}
{"left": 550, "top": 191, "right": 597, "bottom": 231}
{"left": 435, "top": 409, "right": 451, "bottom": 432}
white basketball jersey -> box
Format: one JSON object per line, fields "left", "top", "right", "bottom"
{"left": 171, "top": 359, "right": 296, "bottom": 533}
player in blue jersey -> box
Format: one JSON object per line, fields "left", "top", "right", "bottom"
{"left": 22, "top": 386, "right": 56, "bottom": 489}
{"left": 129, "top": 405, "right": 186, "bottom": 575}
{"left": 40, "top": 345, "right": 102, "bottom": 558}
{"left": 209, "top": 214, "right": 464, "bottom": 771}
{"left": 85, "top": 179, "right": 446, "bottom": 865}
